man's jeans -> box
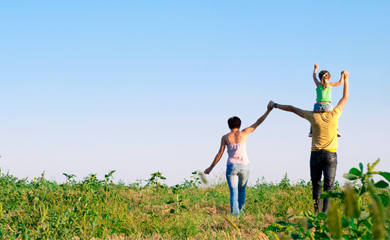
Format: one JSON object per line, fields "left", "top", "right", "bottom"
{"left": 310, "top": 150, "right": 337, "bottom": 212}
{"left": 226, "top": 164, "right": 250, "bottom": 215}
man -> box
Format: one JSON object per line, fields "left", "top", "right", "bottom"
{"left": 268, "top": 70, "right": 349, "bottom": 212}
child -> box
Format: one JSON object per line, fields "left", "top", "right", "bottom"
{"left": 309, "top": 64, "right": 345, "bottom": 137}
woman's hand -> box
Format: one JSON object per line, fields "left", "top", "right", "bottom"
{"left": 314, "top": 64, "right": 319, "bottom": 70}
{"left": 204, "top": 167, "right": 213, "bottom": 175}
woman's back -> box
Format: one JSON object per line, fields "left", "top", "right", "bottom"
{"left": 225, "top": 131, "right": 249, "bottom": 165}
{"left": 225, "top": 131, "right": 248, "bottom": 145}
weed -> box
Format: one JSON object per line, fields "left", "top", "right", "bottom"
{"left": 0, "top": 160, "right": 389, "bottom": 239}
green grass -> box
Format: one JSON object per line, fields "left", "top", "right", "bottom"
{"left": 0, "top": 170, "right": 376, "bottom": 239}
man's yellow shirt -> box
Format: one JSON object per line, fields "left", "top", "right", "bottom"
{"left": 304, "top": 106, "right": 342, "bottom": 152}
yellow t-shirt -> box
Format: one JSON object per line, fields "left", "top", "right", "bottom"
{"left": 304, "top": 106, "right": 342, "bottom": 152}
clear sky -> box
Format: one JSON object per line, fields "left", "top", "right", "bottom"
{"left": 1, "top": 1, "right": 389, "bottom": 186}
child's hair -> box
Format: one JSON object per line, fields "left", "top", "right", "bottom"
{"left": 318, "top": 70, "right": 330, "bottom": 90}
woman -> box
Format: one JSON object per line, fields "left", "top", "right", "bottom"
{"left": 204, "top": 104, "right": 273, "bottom": 215}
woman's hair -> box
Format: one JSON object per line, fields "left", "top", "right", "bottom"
{"left": 318, "top": 70, "right": 331, "bottom": 90}
{"left": 228, "top": 116, "right": 241, "bottom": 129}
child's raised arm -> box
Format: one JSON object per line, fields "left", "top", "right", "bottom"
{"left": 329, "top": 71, "right": 345, "bottom": 87}
{"left": 313, "top": 64, "right": 320, "bottom": 87}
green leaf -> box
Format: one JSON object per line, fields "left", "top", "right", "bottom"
{"left": 341, "top": 218, "right": 349, "bottom": 228}
{"left": 379, "top": 172, "right": 390, "bottom": 183}
{"left": 359, "top": 162, "right": 363, "bottom": 172}
{"left": 320, "top": 224, "right": 329, "bottom": 231}
{"left": 343, "top": 173, "right": 359, "bottom": 180}
{"left": 317, "top": 212, "right": 327, "bottom": 220}
{"left": 362, "top": 219, "right": 372, "bottom": 230}
{"left": 291, "top": 233, "right": 301, "bottom": 240}
{"left": 314, "top": 232, "right": 330, "bottom": 239}
{"left": 374, "top": 180, "right": 389, "bottom": 189}
{"left": 348, "top": 220, "right": 357, "bottom": 230}
{"left": 269, "top": 223, "right": 286, "bottom": 230}
{"left": 361, "top": 184, "right": 367, "bottom": 195}
{"left": 307, "top": 221, "right": 314, "bottom": 229}
{"left": 320, "top": 191, "right": 343, "bottom": 199}
{"left": 275, "top": 221, "right": 287, "bottom": 226}
{"left": 349, "top": 168, "right": 362, "bottom": 176}
{"left": 379, "top": 193, "right": 390, "bottom": 207}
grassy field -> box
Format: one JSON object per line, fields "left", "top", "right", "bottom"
{"left": 0, "top": 164, "right": 387, "bottom": 239}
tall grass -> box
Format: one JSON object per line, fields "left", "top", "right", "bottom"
{"left": 0, "top": 160, "right": 387, "bottom": 239}
{"left": 266, "top": 159, "right": 390, "bottom": 239}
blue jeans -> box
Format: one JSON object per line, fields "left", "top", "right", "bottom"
{"left": 310, "top": 150, "right": 337, "bottom": 212}
{"left": 313, "top": 102, "right": 333, "bottom": 112}
{"left": 226, "top": 164, "right": 250, "bottom": 215}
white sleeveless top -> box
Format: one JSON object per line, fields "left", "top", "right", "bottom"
{"left": 225, "top": 132, "right": 250, "bottom": 165}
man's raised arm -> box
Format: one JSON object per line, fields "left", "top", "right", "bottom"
{"left": 335, "top": 71, "right": 349, "bottom": 111}
{"left": 268, "top": 101, "right": 305, "bottom": 118}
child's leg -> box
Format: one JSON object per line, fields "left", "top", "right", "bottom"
{"left": 313, "top": 103, "right": 322, "bottom": 112}
{"left": 322, "top": 103, "right": 333, "bottom": 112}
{"left": 309, "top": 104, "right": 322, "bottom": 136}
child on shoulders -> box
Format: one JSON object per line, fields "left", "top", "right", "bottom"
{"left": 309, "top": 64, "right": 345, "bottom": 137}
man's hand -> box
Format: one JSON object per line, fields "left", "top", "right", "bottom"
{"left": 343, "top": 70, "right": 349, "bottom": 77}
{"left": 268, "top": 101, "right": 275, "bottom": 110}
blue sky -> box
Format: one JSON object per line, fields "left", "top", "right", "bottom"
{"left": 1, "top": 1, "right": 389, "bottom": 185}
